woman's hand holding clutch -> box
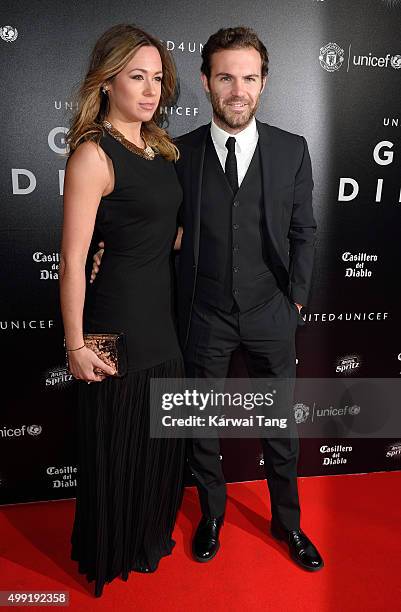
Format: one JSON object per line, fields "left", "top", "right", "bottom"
{"left": 67, "top": 346, "right": 116, "bottom": 383}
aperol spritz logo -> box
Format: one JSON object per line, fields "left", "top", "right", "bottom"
{"left": 43, "top": 366, "right": 74, "bottom": 390}
{"left": 385, "top": 442, "right": 401, "bottom": 458}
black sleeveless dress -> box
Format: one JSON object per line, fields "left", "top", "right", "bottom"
{"left": 70, "top": 131, "right": 185, "bottom": 597}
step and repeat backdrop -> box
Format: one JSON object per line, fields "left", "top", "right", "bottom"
{"left": 1, "top": 0, "right": 400, "bottom": 504}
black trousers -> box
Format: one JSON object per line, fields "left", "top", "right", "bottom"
{"left": 184, "top": 290, "right": 301, "bottom": 531}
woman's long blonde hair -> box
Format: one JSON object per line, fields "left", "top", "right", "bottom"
{"left": 67, "top": 24, "right": 179, "bottom": 161}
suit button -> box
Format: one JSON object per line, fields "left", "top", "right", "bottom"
{"left": 192, "top": 264, "right": 196, "bottom": 269}
{"left": 233, "top": 200, "right": 240, "bottom": 207}
{"left": 233, "top": 244, "right": 239, "bottom": 253}
{"left": 233, "top": 288, "right": 239, "bottom": 296}
{"left": 233, "top": 266, "right": 239, "bottom": 273}
{"left": 233, "top": 223, "right": 239, "bottom": 230}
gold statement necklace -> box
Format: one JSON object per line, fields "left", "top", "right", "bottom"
{"left": 102, "top": 120, "right": 155, "bottom": 160}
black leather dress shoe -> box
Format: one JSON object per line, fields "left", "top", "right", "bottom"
{"left": 192, "top": 515, "right": 224, "bottom": 562}
{"left": 271, "top": 523, "right": 324, "bottom": 571}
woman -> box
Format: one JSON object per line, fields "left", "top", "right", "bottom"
{"left": 59, "top": 24, "right": 185, "bottom": 597}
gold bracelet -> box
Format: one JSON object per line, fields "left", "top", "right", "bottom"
{"left": 66, "top": 343, "right": 85, "bottom": 352}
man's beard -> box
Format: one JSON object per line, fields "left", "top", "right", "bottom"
{"left": 210, "top": 91, "right": 260, "bottom": 130}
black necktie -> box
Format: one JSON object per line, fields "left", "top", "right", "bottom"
{"left": 225, "top": 136, "right": 238, "bottom": 194}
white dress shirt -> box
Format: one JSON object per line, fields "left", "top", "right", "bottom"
{"left": 210, "top": 117, "right": 259, "bottom": 187}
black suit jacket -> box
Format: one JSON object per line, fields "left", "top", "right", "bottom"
{"left": 174, "top": 120, "right": 317, "bottom": 348}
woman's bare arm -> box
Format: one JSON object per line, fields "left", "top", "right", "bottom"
{"left": 59, "top": 141, "right": 115, "bottom": 380}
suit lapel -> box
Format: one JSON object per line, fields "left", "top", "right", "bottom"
{"left": 257, "top": 120, "right": 282, "bottom": 258}
{"left": 191, "top": 125, "right": 209, "bottom": 264}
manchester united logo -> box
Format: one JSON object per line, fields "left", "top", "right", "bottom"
{"left": 293, "top": 403, "right": 310, "bottom": 424}
{"left": 319, "top": 42, "right": 345, "bottom": 72}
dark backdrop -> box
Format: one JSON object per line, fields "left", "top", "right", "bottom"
{"left": 1, "top": 0, "right": 400, "bottom": 504}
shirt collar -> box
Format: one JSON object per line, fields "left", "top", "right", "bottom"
{"left": 210, "top": 117, "right": 258, "bottom": 154}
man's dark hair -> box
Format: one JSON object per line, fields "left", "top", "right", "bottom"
{"left": 201, "top": 26, "right": 269, "bottom": 79}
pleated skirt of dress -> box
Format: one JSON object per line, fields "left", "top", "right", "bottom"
{"left": 70, "top": 357, "right": 185, "bottom": 597}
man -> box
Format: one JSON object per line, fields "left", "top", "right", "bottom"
{"left": 174, "top": 27, "right": 322, "bottom": 572}
{"left": 93, "top": 26, "right": 323, "bottom": 571}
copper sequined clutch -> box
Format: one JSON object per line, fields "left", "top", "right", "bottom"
{"left": 84, "top": 333, "right": 127, "bottom": 377}
{"left": 66, "top": 333, "right": 128, "bottom": 378}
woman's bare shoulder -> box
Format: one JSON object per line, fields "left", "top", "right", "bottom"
{"left": 67, "top": 140, "right": 108, "bottom": 170}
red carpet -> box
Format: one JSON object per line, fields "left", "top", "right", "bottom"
{"left": 1, "top": 472, "right": 400, "bottom": 611}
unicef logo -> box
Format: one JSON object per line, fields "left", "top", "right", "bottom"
{"left": 0, "top": 25, "right": 18, "bottom": 43}
{"left": 293, "top": 403, "right": 310, "bottom": 424}
{"left": 319, "top": 43, "right": 344, "bottom": 72}
{"left": 348, "top": 405, "right": 361, "bottom": 416}
{"left": 391, "top": 55, "right": 401, "bottom": 69}
{"left": 27, "top": 424, "right": 42, "bottom": 436}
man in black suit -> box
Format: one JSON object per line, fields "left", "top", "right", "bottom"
{"left": 92, "top": 26, "right": 323, "bottom": 571}
{"left": 174, "top": 26, "right": 323, "bottom": 571}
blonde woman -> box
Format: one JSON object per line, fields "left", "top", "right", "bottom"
{"left": 59, "top": 24, "right": 185, "bottom": 597}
